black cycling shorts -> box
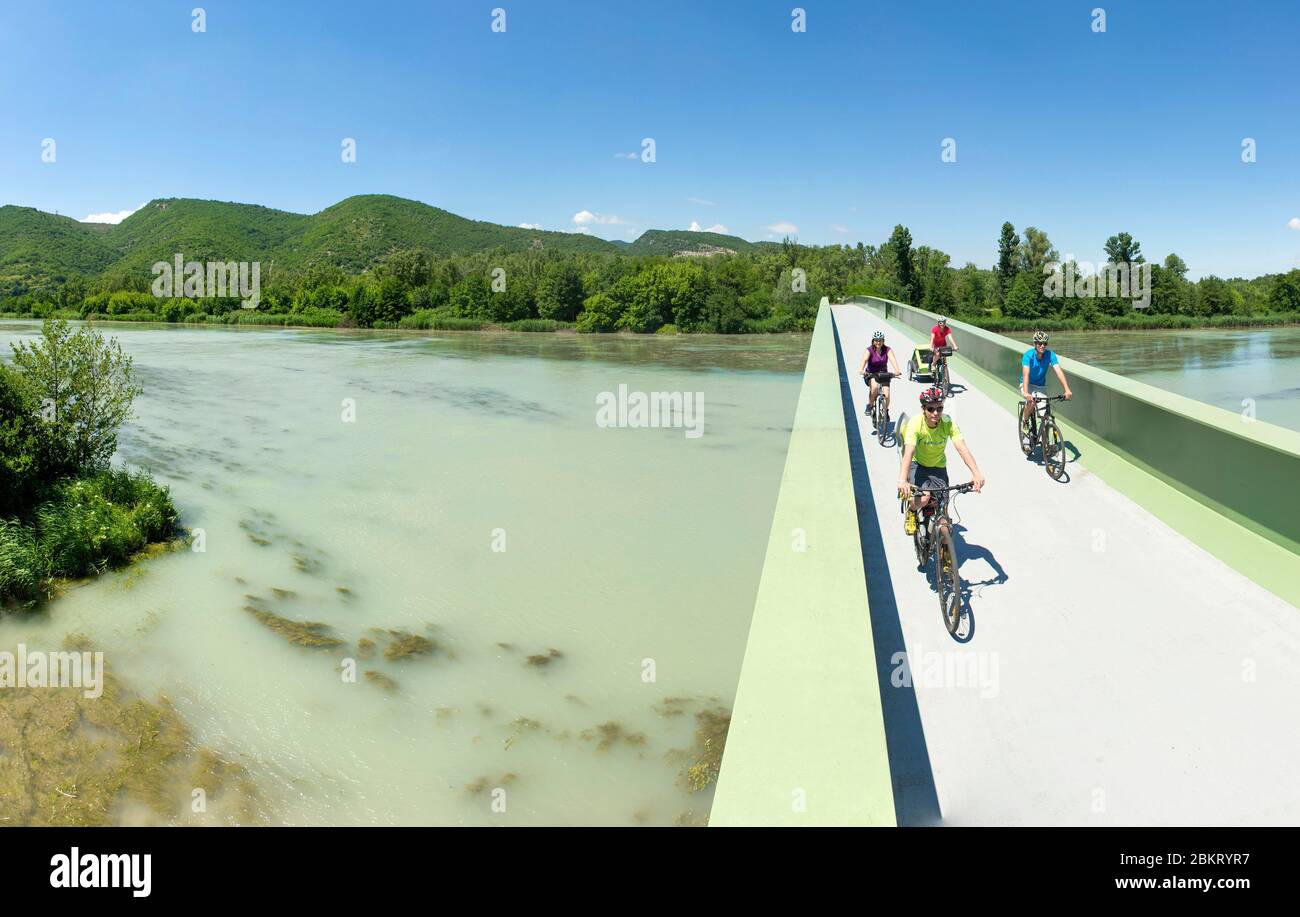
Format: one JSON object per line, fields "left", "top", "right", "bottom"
{"left": 909, "top": 462, "right": 948, "bottom": 492}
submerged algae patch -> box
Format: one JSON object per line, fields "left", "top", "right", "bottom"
{"left": 465, "top": 772, "right": 517, "bottom": 796}
{"left": 0, "top": 650, "right": 262, "bottom": 826}
{"left": 679, "top": 707, "right": 731, "bottom": 792}
{"left": 524, "top": 648, "right": 563, "bottom": 668}
{"left": 241, "top": 602, "right": 345, "bottom": 649}
{"left": 382, "top": 630, "right": 438, "bottom": 661}
{"left": 363, "top": 670, "right": 399, "bottom": 692}
{"left": 580, "top": 720, "right": 648, "bottom": 752}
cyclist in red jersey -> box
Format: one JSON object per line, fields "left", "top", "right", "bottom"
{"left": 928, "top": 316, "right": 958, "bottom": 388}
{"left": 930, "top": 316, "right": 958, "bottom": 352}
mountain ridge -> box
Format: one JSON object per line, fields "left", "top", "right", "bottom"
{"left": 0, "top": 195, "right": 779, "bottom": 295}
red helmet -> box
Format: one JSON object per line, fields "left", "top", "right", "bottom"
{"left": 919, "top": 386, "right": 945, "bottom": 405}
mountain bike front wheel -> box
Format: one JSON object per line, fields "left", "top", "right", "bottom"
{"left": 934, "top": 524, "right": 962, "bottom": 635}
{"left": 1018, "top": 403, "right": 1036, "bottom": 456}
{"left": 1042, "top": 419, "right": 1065, "bottom": 480}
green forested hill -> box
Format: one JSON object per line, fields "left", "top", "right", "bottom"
{"left": 0, "top": 195, "right": 638, "bottom": 295}
{"left": 622, "top": 229, "right": 770, "bottom": 257}
{"left": 286, "top": 195, "right": 619, "bottom": 269}
{"left": 0, "top": 194, "right": 791, "bottom": 297}
{"left": 96, "top": 199, "right": 311, "bottom": 285}
{"left": 0, "top": 206, "right": 117, "bottom": 289}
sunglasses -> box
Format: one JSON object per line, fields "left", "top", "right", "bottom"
{"left": 923, "top": 404, "right": 944, "bottom": 413}
{"left": 1035, "top": 342, "right": 1047, "bottom": 347}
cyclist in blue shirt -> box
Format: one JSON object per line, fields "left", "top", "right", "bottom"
{"left": 1020, "top": 330, "right": 1073, "bottom": 425}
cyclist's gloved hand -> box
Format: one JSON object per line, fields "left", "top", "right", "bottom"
{"left": 898, "top": 481, "right": 912, "bottom": 498}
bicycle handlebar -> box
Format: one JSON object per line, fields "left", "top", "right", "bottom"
{"left": 1029, "top": 394, "right": 1069, "bottom": 402}
{"left": 899, "top": 481, "right": 976, "bottom": 497}
{"left": 917, "top": 482, "right": 976, "bottom": 495}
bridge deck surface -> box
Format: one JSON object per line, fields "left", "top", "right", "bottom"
{"left": 834, "top": 303, "right": 1300, "bottom": 825}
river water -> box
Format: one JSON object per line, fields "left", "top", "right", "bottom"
{"left": 0, "top": 323, "right": 807, "bottom": 826}
{"left": 1020, "top": 326, "right": 1300, "bottom": 433}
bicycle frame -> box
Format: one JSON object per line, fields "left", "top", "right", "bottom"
{"left": 909, "top": 482, "right": 970, "bottom": 555}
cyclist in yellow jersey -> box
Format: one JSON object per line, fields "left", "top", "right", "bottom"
{"left": 898, "top": 386, "right": 986, "bottom": 535}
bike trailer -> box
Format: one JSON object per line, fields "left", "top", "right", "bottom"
{"left": 906, "top": 346, "right": 936, "bottom": 382}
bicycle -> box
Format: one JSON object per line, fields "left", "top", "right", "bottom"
{"left": 1017, "top": 393, "right": 1067, "bottom": 481}
{"left": 899, "top": 480, "right": 976, "bottom": 635}
{"left": 863, "top": 372, "right": 899, "bottom": 445}
{"left": 932, "top": 347, "right": 954, "bottom": 398}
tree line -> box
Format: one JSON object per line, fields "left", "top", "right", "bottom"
{"left": 4, "top": 226, "right": 1298, "bottom": 332}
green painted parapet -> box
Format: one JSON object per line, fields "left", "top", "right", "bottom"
{"left": 710, "top": 299, "right": 896, "bottom": 827}
{"left": 849, "top": 295, "right": 1300, "bottom": 606}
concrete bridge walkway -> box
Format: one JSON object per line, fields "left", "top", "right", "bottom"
{"left": 833, "top": 302, "right": 1300, "bottom": 825}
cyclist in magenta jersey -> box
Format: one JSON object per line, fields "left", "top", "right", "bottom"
{"left": 858, "top": 331, "right": 901, "bottom": 432}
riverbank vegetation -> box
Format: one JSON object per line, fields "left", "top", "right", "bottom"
{"left": 4, "top": 200, "right": 1297, "bottom": 333}
{"left": 0, "top": 320, "right": 177, "bottom": 604}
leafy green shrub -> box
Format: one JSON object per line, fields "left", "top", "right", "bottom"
{"left": 228, "top": 310, "right": 287, "bottom": 325}
{"left": 290, "top": 307, "right": 344, "bottom": 328}
{"left": 397, "top": 311, "right": 485, "bottom": 331}
{"left": 9, "top": 320, "right": 142, "bottom": 479}
{"left": 505, "top": 319, "right": 571, "bottom": 332}
{"left": 34, "top": 470, "right": 177, "bottom": 578}
{"left": 0, "top": 519, "right": 41, "bottom": 601}
{"left": 87, "top": 312, "right": 162, "bottom": 323}
{"left": 107, "top": 291, "right": 159, "bottom": 316}
{"left": 161, "top": 298, "right": 200, "bottom": 322}
{"left": 741, "top": 315, "right": 799, "bottom": 333}
{"left": 576, "top": 293, "right": 621, "bottom": 333}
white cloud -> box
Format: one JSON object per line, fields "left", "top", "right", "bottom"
{"left": 614, "top": 152, "right": 638, "bottom": 160}
{"left": 830, "top": 224, "right": 850, "bottom": 234}
{"left": 1288, "top": 217, "right": 1300, "bottom": 230}
{"left": 518, "top": 222, "right": 542, "bottom": 230}
{"left": 689, "top": 221, "right": 729, "bottom": 234}
{"left": 573, "top": 209, "right": 626, "bottom": 226}
{"left": 81, "top": 202, "right": 144, "bottom": 224}
{"left": 765, "top": 221, "right": 798, "bottom": 234}
{"left": 686, "top": 196, "right": 716, "bottom": 206}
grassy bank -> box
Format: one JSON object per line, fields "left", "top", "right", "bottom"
{"left": 0, "top": 468, "right": 179, "bottom": 602}
{"left": 0, "top": 310, "right": 814, "bottom": 336}
{"left": 958, "top": 311, "right": 1300, "bottom": 333}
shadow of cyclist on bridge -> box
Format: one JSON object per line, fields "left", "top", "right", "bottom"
{"left": 949, "top": 523, "right": 1008, "bottom": 643}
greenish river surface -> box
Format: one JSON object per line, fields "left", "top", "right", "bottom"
{"left": 1016, "top": 326, "right": 1300, "bottom": 433}
{"left": 0, "top": 323, "right": 807, "bottom": 826}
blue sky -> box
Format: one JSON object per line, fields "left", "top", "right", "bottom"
{"left": 2, "top": 0, "right": 1297, "bottom": 278}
